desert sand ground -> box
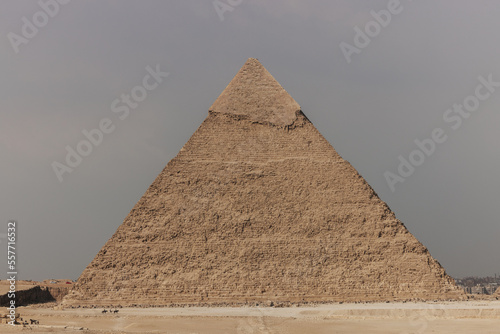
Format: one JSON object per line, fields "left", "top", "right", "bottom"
{"left": 1, "top": 301, "right": 499, "bottom": 333}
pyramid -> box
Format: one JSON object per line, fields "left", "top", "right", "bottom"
{"left": 64, "top": 58, "right": 464, "bottom": 306}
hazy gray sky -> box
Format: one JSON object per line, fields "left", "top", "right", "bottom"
{"left": 1, "top": 0, "right": 499, "bottom": 281}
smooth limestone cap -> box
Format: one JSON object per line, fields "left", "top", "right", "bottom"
{"left": 209, "top": 58, "right": 301, "bottom": 127}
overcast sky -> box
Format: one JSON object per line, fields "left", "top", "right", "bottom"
{"left": 1, "top": 0, "right": 499, "bottom": 281}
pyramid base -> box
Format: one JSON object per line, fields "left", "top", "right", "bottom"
{"left": 63, "top": 290, "right": 465, "bottom": 307}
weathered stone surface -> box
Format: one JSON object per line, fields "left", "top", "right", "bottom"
{"left": 64, "top": 58, "right": 464, "bottom": 306}
{"left": 0, "top": 286, "right": 70, "bottom": 306}
{"left": 0, "top": 280, "right": 72, "bottom": 306}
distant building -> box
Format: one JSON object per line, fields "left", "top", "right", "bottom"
{"left": 470, "top": 285, "right": 486, "bottom": 295}
{"left": 485, "top": 283, "right": 498, "bottom": 295}
{"left": 454, "top": 276, "right": 500, "bottom": 295}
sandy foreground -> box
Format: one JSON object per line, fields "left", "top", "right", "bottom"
{"left": 2, "top": 301, "right": 500, "bottom": 334}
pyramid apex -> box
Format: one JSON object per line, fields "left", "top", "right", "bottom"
{"left": 209, "top": 58, "right": 301, "bottom": 127}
